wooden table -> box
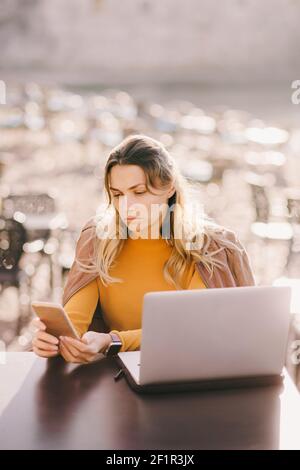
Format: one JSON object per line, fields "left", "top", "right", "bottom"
{"left": 0, "top": 352, "right": 300, "bottom": 450}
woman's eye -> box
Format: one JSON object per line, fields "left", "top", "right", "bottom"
{"left": 112, "top": 191, "right": 146, "bottom": 197}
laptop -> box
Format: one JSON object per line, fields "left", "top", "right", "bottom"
{"left": 115, "top": 285, "right": 292, "bottom": 393}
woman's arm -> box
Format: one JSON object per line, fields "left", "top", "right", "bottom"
{"left": 109, "top": 328, "right": 141, "bottom": 352}
{"left": 64, "top": 278, "right": 100, "bottom": 337}
{"left": 63, "top": 276, "right": 142, "bottom": 357}
{"left": 61, "top": 278, "right": 111, "bottom": 362}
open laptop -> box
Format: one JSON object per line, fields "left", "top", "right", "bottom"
{"left": 115, "top": 285, "right": 292, "bottom": 393}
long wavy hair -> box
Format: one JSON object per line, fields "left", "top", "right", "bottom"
{"left": 76, "top": 134, "right": 243, "bottom": 288}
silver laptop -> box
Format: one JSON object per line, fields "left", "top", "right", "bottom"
{"left": 116, "top": 285, "right": 291, "bottom": 393}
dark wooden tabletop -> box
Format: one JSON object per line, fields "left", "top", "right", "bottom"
{"left": 1, "top": 353, "right": 300, "bottom": 450}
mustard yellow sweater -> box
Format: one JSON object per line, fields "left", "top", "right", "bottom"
{"left": 64, "top": 236, "right": 206, "bottom": 352}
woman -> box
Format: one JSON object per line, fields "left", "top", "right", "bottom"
{"left": 32, "top": 134, "right": 255, "bottom": 363}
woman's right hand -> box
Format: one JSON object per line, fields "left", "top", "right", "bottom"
{"left": 31, "top": 318, "right": 59, "bottom": 358}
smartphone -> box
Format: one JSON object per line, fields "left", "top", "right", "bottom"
{"left": 31, "top": 301, "right": 80, "bottom": 340}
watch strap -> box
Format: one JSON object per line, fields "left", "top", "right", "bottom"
{"left": 104, "top": 332, "right": 122, "bottom": 356}
{"left": 109, "top": 332, "right": 122, "bottom": 343}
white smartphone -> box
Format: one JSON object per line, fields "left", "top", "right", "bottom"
{"left": 31, "top": 301, "right": 80, "bottom": 340}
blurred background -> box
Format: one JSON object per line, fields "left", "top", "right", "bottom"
{"left": 0, "top": 0, "right": 300, "bottom": 376}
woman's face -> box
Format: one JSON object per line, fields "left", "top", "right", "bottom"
{"left": 109, "top": 164, "right": 175, "bottom": 237}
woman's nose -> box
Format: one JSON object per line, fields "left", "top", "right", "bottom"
{"left": 118, "top": 194, "right": 136, "bottom": 215}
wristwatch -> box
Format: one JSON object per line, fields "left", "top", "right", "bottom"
{"left": 104, "top": 332, "right": 122, "bottom": 357}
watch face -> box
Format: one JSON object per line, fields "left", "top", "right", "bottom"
{"left": 106, "top": 342, "right": 122, "bottom": 357}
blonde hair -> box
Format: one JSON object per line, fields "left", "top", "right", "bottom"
{"left": 76, "top": 134, "right": 243, "bottom": 289}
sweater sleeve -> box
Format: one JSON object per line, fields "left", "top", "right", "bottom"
{"left": 64, "top": 278, "right": 99, "bottom": 338}
{"left": 64, "top": 277, "right": 141, "bottom": 351}
{"left": 109, "top": 328, "right": 141, "bottom": 352}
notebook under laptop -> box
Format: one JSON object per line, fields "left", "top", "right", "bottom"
{"left": 115, "top": 285, "right": 291, "bottom": 393}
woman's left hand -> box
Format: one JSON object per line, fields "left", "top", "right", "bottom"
{"left": 59, "top": 331, "right": 111, "bottom": 364}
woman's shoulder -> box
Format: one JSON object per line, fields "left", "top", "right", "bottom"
{"left": 202, "top": 221, "right": 245, "bottom": 253}
{"left": 203, "top": 221, "right": 256, "bottom": 285}
{"left": 75, "top": 217, "right": 98, "bottom": 261}
{"left": 80, "top": 216, "right": 97, "bottom": 233}
{"left": 80, "top": 212, "right": 110, "bottom": 234}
